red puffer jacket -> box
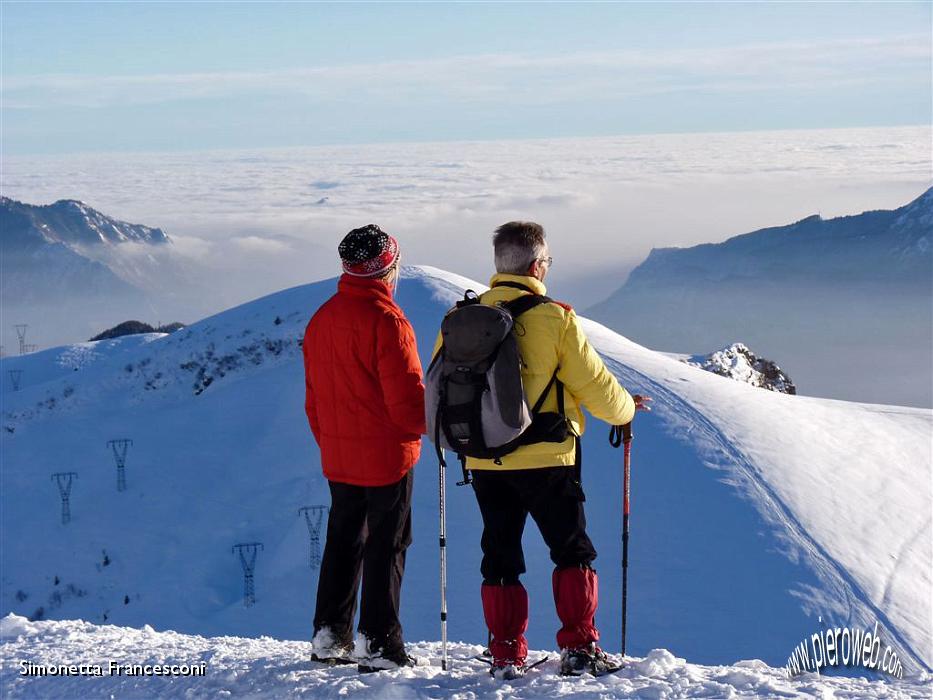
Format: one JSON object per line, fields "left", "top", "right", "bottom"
{"left": 303, "top": 274, "right": 425, "bottom": 486}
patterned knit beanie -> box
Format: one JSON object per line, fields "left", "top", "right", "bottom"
{"left": 338, "top": 224, "right": 400, "bottom": 277}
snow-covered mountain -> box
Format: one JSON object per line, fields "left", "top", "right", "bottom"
{"left": 1, "top": 196, "right": 176, "bottom": 299}
{"left": 679, "top": 343, "right": 796, "bottom": 394}
{"left": 1, "top": 198, "right": 150, "bottom": 305}
{"left": 618, "top": 188, "right": 931, "bottom": 287}
{"left": 587, "top": 187, "right": 933, "bottom": 408}
{"left": 1, "top": 197, "right": 202, "bottom": 352}
{"left": 2, "top": 196, "right": 171, "bottom": 248}
{"left": 0, "top": 267, "right": 929, "bottom": 687}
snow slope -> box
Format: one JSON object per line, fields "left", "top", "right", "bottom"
{"left": 1, "top": 266, "right": 930, "bottom": 684}
{"left": 2, "top": 615, "right": 930, "bottom": 699}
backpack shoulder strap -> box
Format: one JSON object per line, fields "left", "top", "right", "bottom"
{"left": 492, "top": 280, "right": 535, "bottom": 293}
{"left": 500, "top": 293, "right": 552, "bottom": 319}
{"left": 492, "top": 281, "right": 570, "bottom": 316}
{"left": 488, "top": 284, "right": 569, "bottom": 419}
{"left": 530, "top": 367, "right": 564, "bottom": 415}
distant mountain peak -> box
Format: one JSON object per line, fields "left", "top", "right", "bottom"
{"left": 1, "top": 197, "right": 186, "bottom": 319}
{"left": 791, "top": 213, "right": 823, "bottom": 226}
{"left": 616, "top": 188, "right": 932, "bottom": 292}
{"left": 1, "top": 196, "right": 171, "bottom": 247}
{"left": 586, "top": 188, "right": 932, "bottom": 407}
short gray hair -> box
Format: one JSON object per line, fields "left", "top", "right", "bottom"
{"left": 493, "top": 221, "right": 547, "bottom": 274}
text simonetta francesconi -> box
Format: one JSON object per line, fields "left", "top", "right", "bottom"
{"left": 19, "top": 660, "right": 207, "bottom": 677}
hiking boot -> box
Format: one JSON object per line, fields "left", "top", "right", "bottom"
{"left": 559, "top": 643, "right": 622, "bottom": 677}
{"left": 310, "top": 626, "right": 355, "bottom": 665}
{"left": 490, "top": 660, "right": 526, "bottom": 680}
{"left": 355, "top": 635, "right": 416, "bottom": 673}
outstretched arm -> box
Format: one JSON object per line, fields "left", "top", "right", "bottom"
{"left": 558, "top": 311, "right": 636, "bottom": 426}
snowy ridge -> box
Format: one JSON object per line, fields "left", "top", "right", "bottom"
{"left": 1, "top": 283, "right": 310, "bottom": 428}
{"left": 0, "top": 266, "right": 929, "bottom": 695}
{"left": 1, "top": 615, "right": 929, "bottom": 699}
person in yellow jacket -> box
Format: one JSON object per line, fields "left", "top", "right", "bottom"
{"left": 445, "top": 221, "right": 650, "bottom": 679}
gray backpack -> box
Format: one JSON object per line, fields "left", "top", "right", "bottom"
{"left": 425, "top": 287, "right": 568, "bottom": 484}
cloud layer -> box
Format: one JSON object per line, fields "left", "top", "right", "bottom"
{"left": 2, "top": 126, "right": 929, "bottom": 310}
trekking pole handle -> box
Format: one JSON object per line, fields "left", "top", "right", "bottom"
{"left": 609, "top": 424, "right": 621, "bottom": 447}
{"left": 609, "top": 422, "right": 633, "bottom": 448}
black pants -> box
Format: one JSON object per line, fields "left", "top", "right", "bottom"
{"left": 471, "top": 466, "right": 596, "bottom": 583}
{"left": 313, "top": 470, "right": 413, "bottom": 648}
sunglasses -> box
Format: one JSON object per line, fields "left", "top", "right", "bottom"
{"left": 538, "top": 256, "right": 553, "bottom": 267}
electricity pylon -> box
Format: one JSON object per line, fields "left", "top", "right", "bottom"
{"left": 14, "top": 325, "right": 27, "bottom": 355}
{"left": 299, "top": 505, "right": 329, "bottom": 569}
{"left": 51, "top": 472, "right": 78, "bottom": 524}
{"left": 232, "top": 543, "right": 264, "bottom": 607}
{"left": 107, "top": 439, "right": 133, "bottom": 492}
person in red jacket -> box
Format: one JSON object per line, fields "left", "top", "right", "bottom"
{"left": 302, "top": 224, "right": 425, "bottom": 672}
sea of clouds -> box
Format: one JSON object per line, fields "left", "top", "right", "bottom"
{"left": 2, "top": 125, "right": 929, "bottom": 310}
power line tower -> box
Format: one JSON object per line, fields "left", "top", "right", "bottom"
{"left": 14, "top": 325, "right": 27, "bottom": 355}
{"left": 8, "top": 370, "right": 22, "bottom": 392}
{"left": 107, "top": 439, "right": 133, "bottom": 492}
{"left": 232, "top": 543, "right": 263, "bottom": 607}
{"left": 298, "top": 506, "right": 329, "bottom": 569}
{"left": 51, "top": 472, "right": 78, "bottom": 524}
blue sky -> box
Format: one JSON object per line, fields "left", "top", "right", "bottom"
{"left": 2, "top": 2, "right": 930, "bottom": 154}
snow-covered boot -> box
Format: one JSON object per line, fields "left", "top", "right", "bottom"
{"left": 482, "top": 582, "right": 529, "bottom": 678}
{"left": 310, "top": 626, "right": 354, "bottom": 665}
{"left": 355, "top": 634, "right": 416, "bottom": 673}
{"left": 559, "top": 642, "right": 622, "bottom": 677}
{"left": 490, "top": 660, "right": 526, "bottom": 680}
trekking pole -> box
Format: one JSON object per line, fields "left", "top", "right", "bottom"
{"left": 610, "top": 422, "right": 634, "bottom": 657}
{"left": 438, "top": 448, "right": 449, "bottom": 670}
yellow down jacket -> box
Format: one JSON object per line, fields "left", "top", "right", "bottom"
{"left": 432, "top": 273, "right": 636, "bottom": 471}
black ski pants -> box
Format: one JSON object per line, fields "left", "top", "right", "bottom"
{"left": 471, "top": 465, "right": 596, "bottom": 583}
{"left": 313, "top": 469, "right": 413, "bottom": 648}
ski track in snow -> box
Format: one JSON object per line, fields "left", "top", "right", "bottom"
{"left": 879, "top": 514, "right": 932, "bottom": 617}
{"left": 1, "top": 615, "right": 930, "bottom": 699}
{"left": 599, "top": 355, "right": 926, "bottom": 673}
